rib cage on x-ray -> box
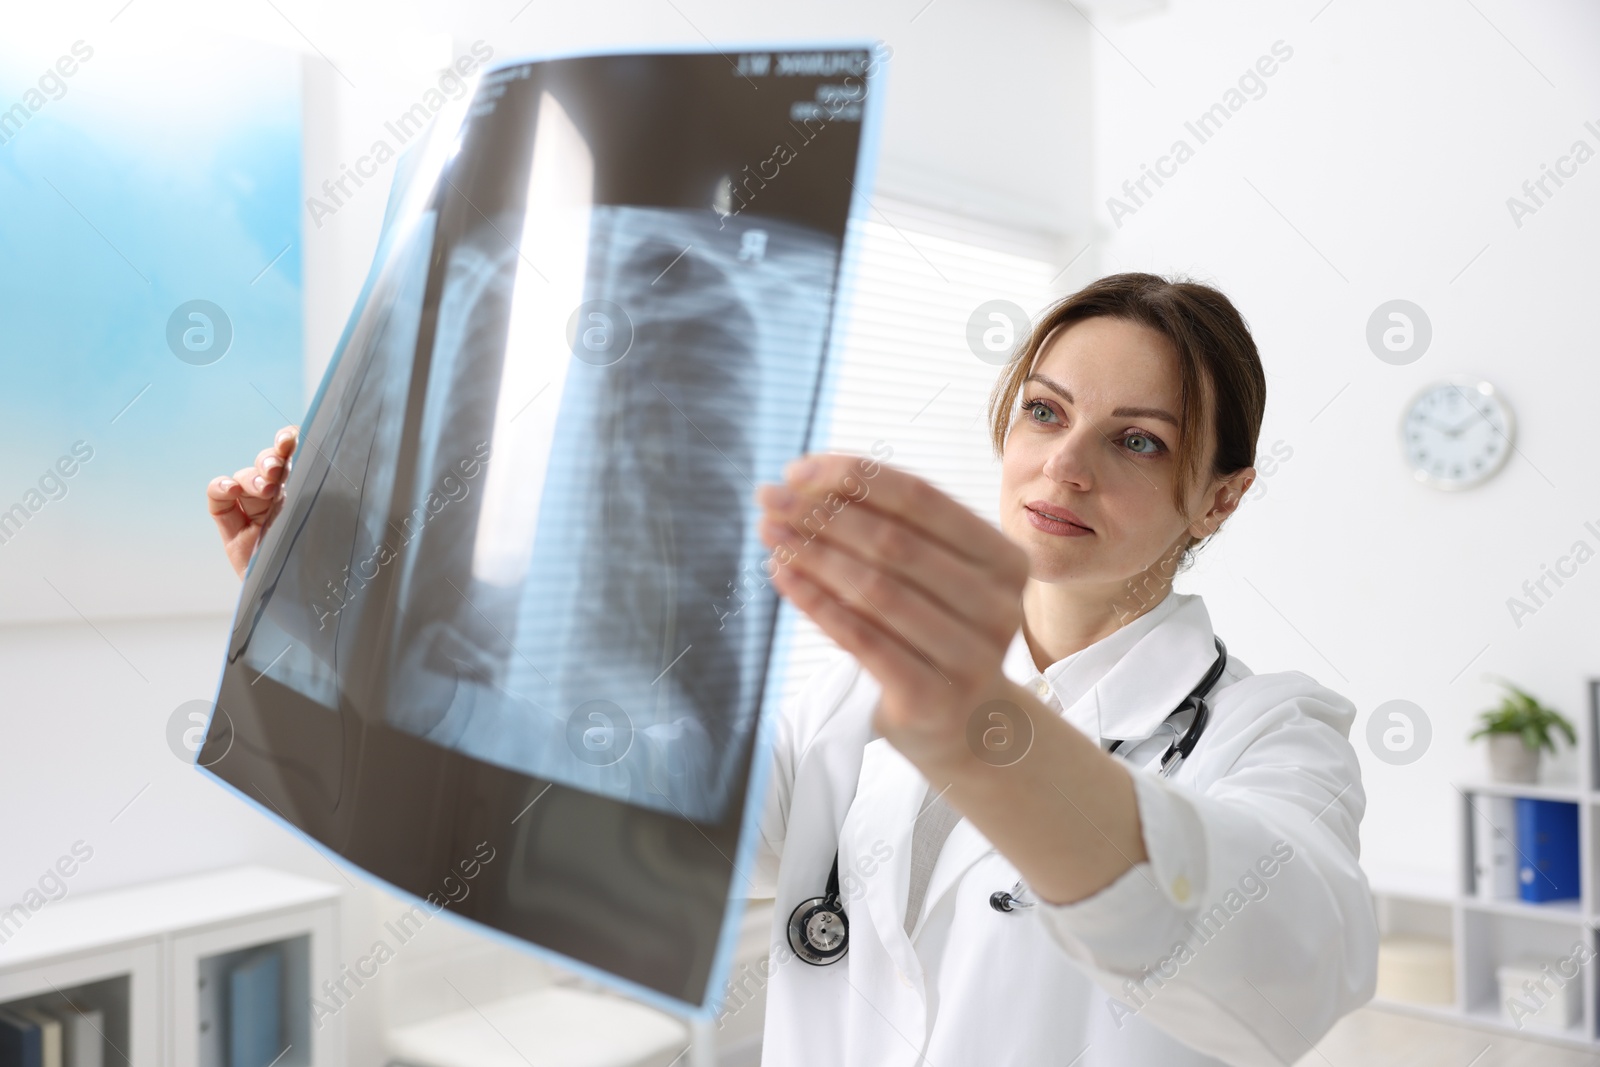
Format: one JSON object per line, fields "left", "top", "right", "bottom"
{"left": 552, "top": 216, "right": 761, "bottom": 806}
{"left": 379, "top": 205, "right": 839, "bottom": 823}
{"left": 380, "top": 217, "right": 528, "bottom": 734}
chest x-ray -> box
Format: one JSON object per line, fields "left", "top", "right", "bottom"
{"left": 198, "top": 46, "right": 881, "bottom": 1014}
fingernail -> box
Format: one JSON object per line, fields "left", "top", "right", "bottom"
{"left": 785, "top": 458, "right": 818, "bottom": 482}
{"left": 220, "top": 478, "right": 236, "bottom": 490}
{"left": 253, "top": 476, "right": 265, "bottom": 490}
{"left": 264, "top": 458, "right": 281, "bottom": 473}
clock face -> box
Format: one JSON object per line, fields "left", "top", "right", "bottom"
{"left": 1400, "top": 379, "right": 1515, "bottom": 490}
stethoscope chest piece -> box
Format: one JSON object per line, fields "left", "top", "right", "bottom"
{"left": 788, "top": 895, "right": 849, "bottom": 965}
{"left": 788, "top": 851, "right": 850, "bottom": 965}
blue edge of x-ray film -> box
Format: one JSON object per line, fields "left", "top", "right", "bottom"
{"left": 202, "top": 38, "right": 889, "bottom": 1026}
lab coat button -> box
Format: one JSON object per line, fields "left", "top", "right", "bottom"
{"left": 1033, "top": 678, "right": 1051, "bottom": 698}
{"left": 1171, "top": 875, "right": 1192, "bottom": 903}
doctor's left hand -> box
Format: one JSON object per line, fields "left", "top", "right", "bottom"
{"left": 755, "top": 453, "right": 1033, "bottom": 768}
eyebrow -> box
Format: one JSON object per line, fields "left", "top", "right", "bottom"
{"left": 1024, "top": 373, "right": 1180, "bottom": 427}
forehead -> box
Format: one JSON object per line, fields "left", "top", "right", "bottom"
{"left": 1030, "top": 316, "right": 1183, "bottom": 403}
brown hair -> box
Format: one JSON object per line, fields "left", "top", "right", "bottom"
{"left": 986, "top": 272, "right": 1266, "bottom": 565}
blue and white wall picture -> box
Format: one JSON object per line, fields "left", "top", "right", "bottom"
{"left": 0, "top": 27, "right": 302, "bottom": 624}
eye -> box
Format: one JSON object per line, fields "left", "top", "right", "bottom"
{"left": 1023, "top": 397, "right": 1058, "bottom": 423}
{"left": 1121, "top": 430, "right": 1167, "bottom": 456}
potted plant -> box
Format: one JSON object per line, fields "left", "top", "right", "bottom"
{"left": 1468, "top": 677, "right": 1575, "bottom": 783}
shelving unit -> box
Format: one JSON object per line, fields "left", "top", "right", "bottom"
{"left": 0, "top": 865, "right": 341, "bottom": 1066}
{"left": 1367, "top": 679, "right": 1600, "bottom": 1049}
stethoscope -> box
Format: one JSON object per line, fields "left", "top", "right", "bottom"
{"left": 786, "top": 636, "right": 1228, "bottom": 966}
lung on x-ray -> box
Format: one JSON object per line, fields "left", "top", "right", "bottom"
{"left": 197, "top": 45, "right": 882, "bottom": 1014}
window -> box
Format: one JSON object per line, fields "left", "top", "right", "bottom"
{"left": 775, "top": 196, "right": 1066, "bottom": 711}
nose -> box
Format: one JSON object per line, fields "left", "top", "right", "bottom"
{"left": 1039, "top": 421, "right": 1098, "bottom": 489}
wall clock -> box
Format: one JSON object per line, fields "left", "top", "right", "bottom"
{"left": 1400, "top": 378, "right": 1515, "bottom": 490}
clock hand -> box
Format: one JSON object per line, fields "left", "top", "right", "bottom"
{"left": 1446, "top": 410, "right": 1494, "bottom": 437}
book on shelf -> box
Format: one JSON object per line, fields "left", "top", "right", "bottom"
{"left": 0, "top": 1007, "right": 41, "bottom": 1067}
{"left": 59, "top": 1007, "right": 101, "bottom": 1067}
{"left": 1515, "top": 797, "right": 1580, "bottom": 903}
{"left": 228, "top": 947, "right": 284, "bottom": 1067}
{"left": 9, "top": 1009, "right": 59, "bottom": 1067}
{"left": 1472, "top": 794, "right": 1520, "bottom": 900}
{"left": 0, "top": 1003, "right": 99, "bottom": 1067}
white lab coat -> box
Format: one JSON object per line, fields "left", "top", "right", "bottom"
{"left": 746, "top": 590, "right": 1378, "bottom": 1067}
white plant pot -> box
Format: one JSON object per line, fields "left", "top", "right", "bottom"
{"left": 1487, "top": 733, "right": 1541, "bottom": 783}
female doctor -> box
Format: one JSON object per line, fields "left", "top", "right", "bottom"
{"left": 207, "top": 272, "right": 1378, "bottom": 1066}
{"left": 740, "top": 272, "right": 1378, "bottom": 1067}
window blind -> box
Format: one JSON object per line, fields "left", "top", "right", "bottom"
{"left": 775, "top": 196, "right": 1065, "bottom": 711}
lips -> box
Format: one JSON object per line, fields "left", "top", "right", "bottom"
{"left": 1025, "top": 500, "right": 1092, "bottom": 532}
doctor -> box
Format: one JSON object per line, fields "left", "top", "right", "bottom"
{"left": 743, "top": 272, "right": 1377, "bottom": 1066}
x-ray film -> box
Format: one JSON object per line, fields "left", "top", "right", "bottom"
{"left": 198, "top": 44, "right": 884, "bottom": 1014}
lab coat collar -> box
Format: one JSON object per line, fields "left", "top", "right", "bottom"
{"left": 1001, "top": 591, "right": 1219, "bottom": 742}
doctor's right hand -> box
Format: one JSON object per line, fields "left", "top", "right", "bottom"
{"left": 206, "top": 425, "right": 297, "bottom": 579}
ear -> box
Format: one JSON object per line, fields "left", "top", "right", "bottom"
{"left": 1188, "top": 467, "right": 1255, "bottom": 539}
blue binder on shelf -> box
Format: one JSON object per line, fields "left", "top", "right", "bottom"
{"left": 1515, "top": 797, "right": 1580, "bottom": 903}
{"left": 228, "top": 948, "right": 283, "bottom": 1067}
{"left": 0, "top": 1007, "right": 42, "bottom": 1067}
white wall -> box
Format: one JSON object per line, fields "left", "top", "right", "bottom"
{"left": 1085, "top": 0, "right": 1600, "bottom": 886}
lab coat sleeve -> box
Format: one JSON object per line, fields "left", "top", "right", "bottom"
{"left": 1026, "top": 672, "right": 1379, "bottom": 1067}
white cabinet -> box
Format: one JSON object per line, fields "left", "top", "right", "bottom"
{"left": 1367, "top": 679, "right": 1600, "bottom": 1049}
{"left": 0, "top": 941, "right": 161, "bottom": 1065}
{"left": 0, "top": 865, "right": 341, "bottom": 1066}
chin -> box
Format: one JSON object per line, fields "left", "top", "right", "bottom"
{"left": 1018, "top": 540, "right": 1085, "bottom": 582}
